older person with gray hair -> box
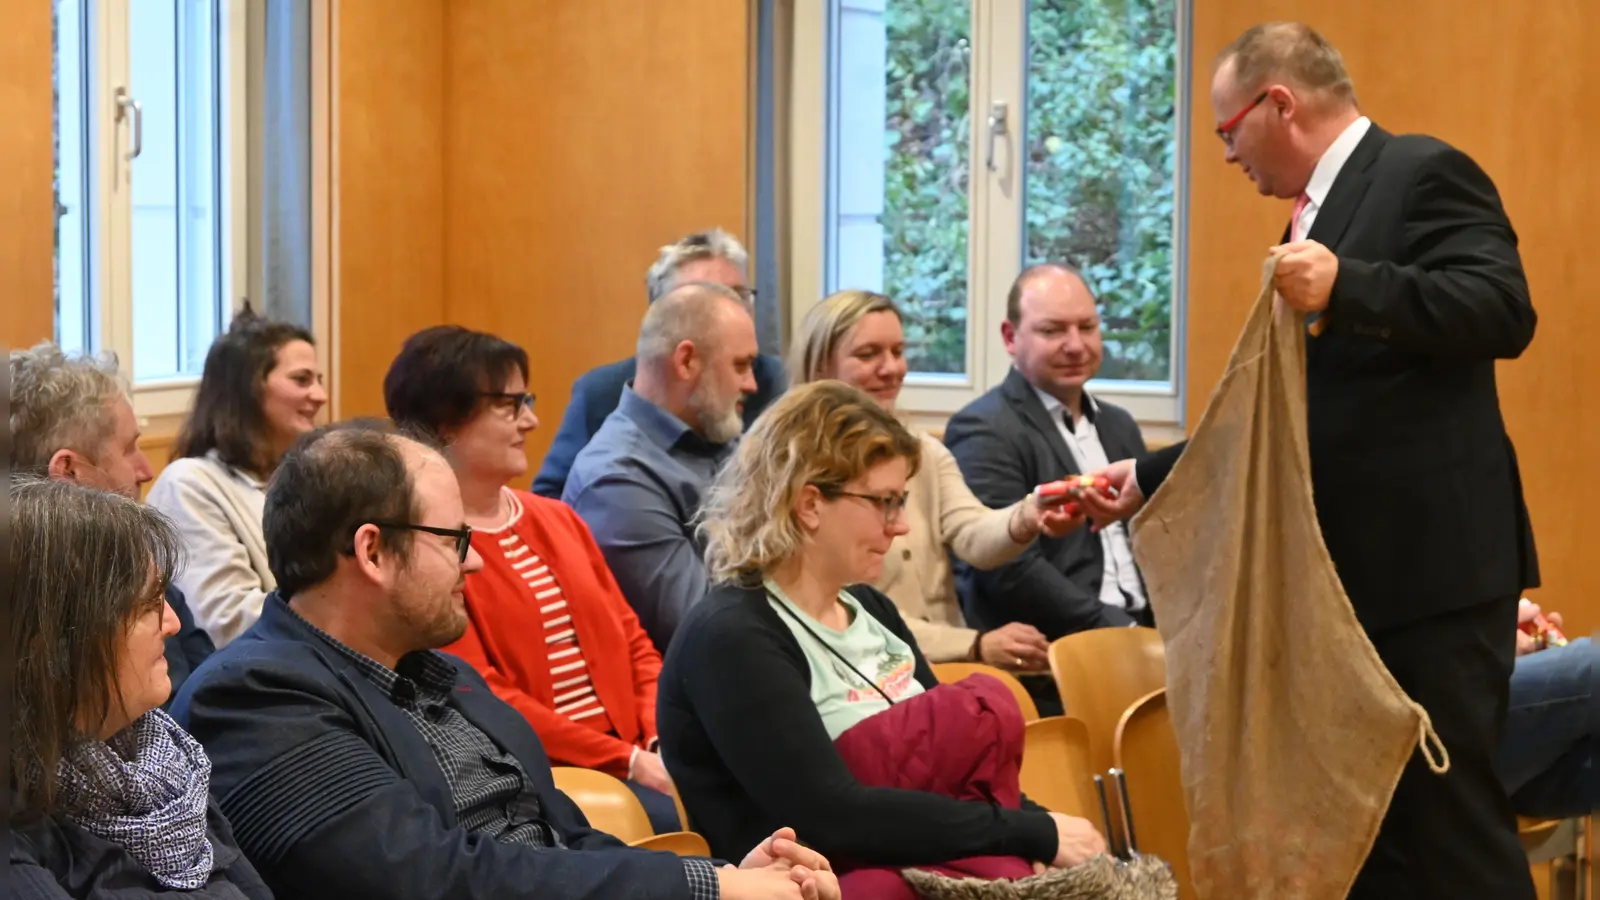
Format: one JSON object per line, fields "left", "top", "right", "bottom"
{"left": 8, "top": 341, "right": 215, "bottom": 705}
{"left": 564, "top": 281, "right": 761, "bottom": 650}
{"left": 533, "top": 228, "right": 786, "bottom": 498}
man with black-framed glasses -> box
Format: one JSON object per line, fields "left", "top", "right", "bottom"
{"left": 173, "top": 421, "right": 839, "bottom": 900}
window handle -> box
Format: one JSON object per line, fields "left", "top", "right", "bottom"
{"left": 115, "top": 87, "right": 142, "bottom": 161}
{"left": 985, "top": 100, "right": 1009, "bottom": 172}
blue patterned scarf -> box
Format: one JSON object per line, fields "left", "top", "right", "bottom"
{"left": 56, "top": 709, "right": 215, "bottom": 890}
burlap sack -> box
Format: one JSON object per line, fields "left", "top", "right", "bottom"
{"left": 1129, "top": 255, "right": 1449, "bottom": 899}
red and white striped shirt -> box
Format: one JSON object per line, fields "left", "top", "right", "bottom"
{"left": 493, "top": 496, "right": 612, "bottom": 730}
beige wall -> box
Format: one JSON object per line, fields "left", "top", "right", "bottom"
{"left": 331, "top": 0, "right": 750, "bottom": 474}
{"left": 443, "top": 0, "right": 750, "bottom": 470}
{"left": 331, "top": 0, "right": 448, "bottom": 419}
{"left": 1185, "top": 3, "right": 1600, "bottom": 636}
{"left": 2, "top": 0, "right": 55, "bottom": 351}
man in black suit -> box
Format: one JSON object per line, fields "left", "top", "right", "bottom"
{"left": 944, "top": 263, "right": 1153, "bottom": 646}
{"left": 1080, "top": 23, "right": 1539, "bottom": 899}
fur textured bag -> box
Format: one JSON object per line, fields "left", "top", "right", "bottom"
{"left": 901, "top": 854, "right": 1177, "bottom": 900}
{"left": 1127, "top": 255, "right": 1447, "bottom": 898}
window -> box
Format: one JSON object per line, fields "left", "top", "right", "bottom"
{"left": 803, "top": 0, "right": 1190, "bottom": 421}
{"left": 54, "top": 0, "right": 247, "bottom": 416}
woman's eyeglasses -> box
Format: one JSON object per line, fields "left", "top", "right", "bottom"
{"left": 481, "top": 391, "right": 536, "bottom": 417}
{"left": 823, "top": 489, "right": 911, "bottom": 524}
{"left": 369, "top": 521, "right": 474, "bottom": 562}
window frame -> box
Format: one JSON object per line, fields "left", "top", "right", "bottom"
{"left": 76, "top": 0, "right": 251, "bottom": 419}
{"left": 790, "top": 0, "right": 1192, "bottom": 427}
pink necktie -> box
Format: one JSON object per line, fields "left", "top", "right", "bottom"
{"left": 1291, "top": 192, "right": 1311, "bottom": 242}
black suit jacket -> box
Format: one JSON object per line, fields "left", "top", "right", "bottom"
{"left": 944, "top": 368, "right": 1148, "bottom": 639}
{"left": 172, "top": 594, "right": 699, "bottom": 900}
{"left": 1140, "top": 124, "right": 1538, "bottom": 633}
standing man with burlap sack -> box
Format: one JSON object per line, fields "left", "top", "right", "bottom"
{"left": 1079, "top": 22, "right": 1539, "bottom": 900}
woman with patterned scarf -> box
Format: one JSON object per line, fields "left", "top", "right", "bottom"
{"left": 8, "top": 476, "right": 272, "bottom": 899}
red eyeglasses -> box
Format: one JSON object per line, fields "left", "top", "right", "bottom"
{"left": 1215, "top": 91, "right": 1269, "bottom": 147}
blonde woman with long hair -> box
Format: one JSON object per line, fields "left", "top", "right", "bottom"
{"left": 656, "top": 382, "right": 1104, "bottom": 893}
{"left": 786, "top": 291, "right": 1080, "bottom": 671}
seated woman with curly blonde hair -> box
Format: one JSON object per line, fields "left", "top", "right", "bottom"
{"left": 656, "top": 381, "right": 1105, "bottom": 898}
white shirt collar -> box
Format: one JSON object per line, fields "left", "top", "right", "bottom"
{"left": 1304, "top": 116, "right": 1372, "bottom": 208}
{"left": 1031, "top": 383, "right": 1100, "bottom": 424}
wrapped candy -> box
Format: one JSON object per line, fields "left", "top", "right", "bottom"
{"left": 1519, "top": 598, "right": 1569, "bottom": 651}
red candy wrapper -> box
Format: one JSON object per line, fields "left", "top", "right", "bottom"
{"left": 1519, "top": 599, "right": 1569, "bottom": 651}
{"left": 1035, "top": 475, "right": 1114, "bottom": 505}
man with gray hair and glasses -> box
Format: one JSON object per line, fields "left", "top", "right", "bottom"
{"left": 8, "top": 341, "right": 216, "bottom": 702}
{"left": 534, "top": 228, "right": 786, "bottom": 498}
{"left": 564, "top": 281, "right": 761, "bottom": 651}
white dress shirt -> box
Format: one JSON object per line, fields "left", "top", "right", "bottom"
{"left": 1295, "top": 116, "right": 1372, "bottom": 240}
{"left": 1033, "top": 386, "right": 1148, "bottom": 612}
{"left": 1128, "top": 117, "right": 1377, "bottom": 502}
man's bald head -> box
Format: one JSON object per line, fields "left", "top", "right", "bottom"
{"left": 1007, "top": 263, "right": 1094, "bottom": 326}
{"left": 636, "top": 282, "right": 751, "bottom": 370}
{"left": 633, "top": 282, "right": 760, "bottom": 443}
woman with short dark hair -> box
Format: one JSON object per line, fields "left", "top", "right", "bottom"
{"left": 9, "top": 476, "right": 273, "bottom": 899}
{"left": 384, "top": 325, "right": 681, "bottom": 833}
{"left": 147, "top": 310, "right": 327, "bottom": 646}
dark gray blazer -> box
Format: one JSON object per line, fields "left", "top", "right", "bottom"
{"left": 943, "top": 367, "right": 1147, "bottom": 639}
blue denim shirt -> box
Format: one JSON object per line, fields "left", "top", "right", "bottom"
{"left": 563, "top": 386, "right": 734, "bottom": 651}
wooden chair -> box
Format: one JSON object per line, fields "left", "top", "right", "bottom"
{"left": 1048, "top": 627, "right": 1166, "bottom": 778}
{"left": 551, "top": 767, "right": 655, "bottom": 843}
{"left": 1519, "top": 815, "right": 1563, "bottom": 852}
{"left": 1113, "top": 688, "right": 1193, "bottom": 900}
{"left": 631, "top": 831, "right": 712, "bottom": 856}
{"left": 929, "top": 661, "right": 1040, "bottom": 722}
{"left": 1019, "top": 716, "right": 1099, "bottom": 821}
{"left": 551, "top": 767, "right": 711, "bottom": 856}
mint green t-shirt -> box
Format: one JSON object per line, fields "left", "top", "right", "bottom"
{"left": 765, "top": 579, "right": 927, "bottom": 740}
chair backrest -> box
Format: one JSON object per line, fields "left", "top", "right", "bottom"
{"left": 928, "top": 661, "right": 1040, "bottom": 722}
{"left": 1113, "top": 688, "right": 1193, "bottom": 900}
{"left": 630, "top": 831, "right": 713, "bottom": 856}
{"left": 1048, "top": 626, "right": 1166, "bottom": 777}
{"left": 1019, "top": 716, "right": 1099, "bottom": 821}
{"left": 550, "top": 767, "right": 654, "bottom": 843}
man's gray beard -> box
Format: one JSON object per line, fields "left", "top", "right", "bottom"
{"left": 688, "top": 384, "right": 745, "bottom": 444}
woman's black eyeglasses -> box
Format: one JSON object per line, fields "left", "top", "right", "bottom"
{"left": 481, "top": 391, "right": 536, "bottom": 416}
{"left": 370, "top": 521, "right": 474, "bottom": 562}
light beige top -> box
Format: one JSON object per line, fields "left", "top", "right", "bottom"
{"left": 875, "top": 431, "right": 1029, "bottom": 662}
{"left": 145, "top": 451, "right": 275, "bottom": 646}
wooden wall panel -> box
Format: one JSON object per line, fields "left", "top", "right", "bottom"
{"left": 444, "top": 0, "right": 750, "bottom": 470}
{"left": 332, "top": 0, "right": 447, "bottom": 419}
{"left": 1185, "top": 3, "right": 1600, "bottom": 634}
{"left": 1, "top": 0, "right": 55, "bottom": 350}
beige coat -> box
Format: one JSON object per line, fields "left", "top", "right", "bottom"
{"left": 146, "top": 452, "right": 275, "bottom": 646}
{"left": 876, "top": 432, "right": 1028, "bottom": 662}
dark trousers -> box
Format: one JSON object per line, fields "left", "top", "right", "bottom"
{"left": 625, "top": 779, "right": 682, "bottom": 834}
{"left": 1348, "top": 594, "right": 1535, "bottom": 900}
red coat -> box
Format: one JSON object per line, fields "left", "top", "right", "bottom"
{"left": 443, "top": 490, "right": 662, "bottom": 777}
{"left": 832, "top": 674, "right": 1035, "bottom": 890}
